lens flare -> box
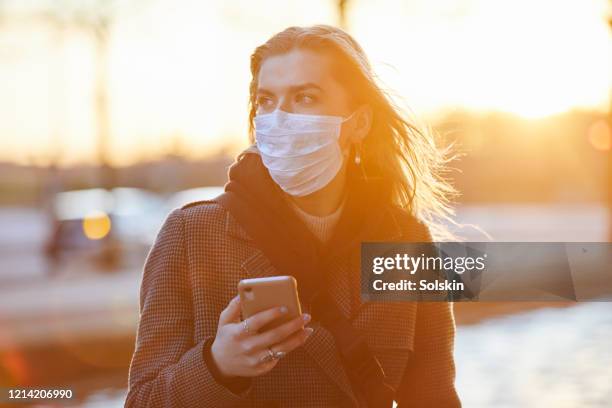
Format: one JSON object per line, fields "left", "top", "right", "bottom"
{"left": 587, "top": 120, "right": 611, "bottom": 151}
{"left": 82, "top": 211, "right": 112, "bottom": 240}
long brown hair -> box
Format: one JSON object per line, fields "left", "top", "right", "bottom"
{"left": 247, "top": 25, "right": 460, "bottom": 241}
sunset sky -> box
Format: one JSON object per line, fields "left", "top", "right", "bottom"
{"left": 0, "top": 0, "right": 610, "bottom": 166}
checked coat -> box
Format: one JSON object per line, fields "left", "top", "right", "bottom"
{"left": 125, "top": 197, "right": 461, "bottom": 407}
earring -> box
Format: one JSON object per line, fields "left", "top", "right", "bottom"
{"left": 353, "top": 142, "right": 369, "bottom": 180}
{"left": 354, "top": 143, "right": 362, "bottom": 165}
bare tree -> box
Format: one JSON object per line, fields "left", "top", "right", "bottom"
{"left": 49, "top": 0, "right": 120, "bottom": 189}
{"left": 337, "top": 0, "right": 349, "bottom": 29}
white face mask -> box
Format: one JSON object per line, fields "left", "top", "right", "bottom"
{"left": 254, "top": 110, "right": 354, "bottom": 197}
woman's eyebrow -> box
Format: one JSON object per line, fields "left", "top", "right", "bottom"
{"left": 257, "top": 83, "right": 324, "bottom": 96}
{"left": 256, "top": 88, "right": 274, "bottom": 96}
{"left": 289, "top": 83, "right": 324, "bottom": 93}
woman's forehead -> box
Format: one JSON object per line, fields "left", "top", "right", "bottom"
{"left": 257, "top": 49, "right": 337, "bottom": 93}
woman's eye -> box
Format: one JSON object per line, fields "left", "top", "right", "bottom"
{"left": 256, "top": 96, "right": 274, "bottom": 109}
{"left": 296, "top": 93, "right": 316, "bottom": 105}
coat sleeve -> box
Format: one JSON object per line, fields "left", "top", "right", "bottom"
{"left": 124, "top": 208, "right": 254, "bottom": 407}
{"left": 394, "top": 301, "right": 461, "bottom": 408}
{"left": 394, "top": 216, "right": 461, "bottom": 407}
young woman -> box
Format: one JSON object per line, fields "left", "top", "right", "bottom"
{"left": 126, "top": 25, "right": 461, "bottom": 408}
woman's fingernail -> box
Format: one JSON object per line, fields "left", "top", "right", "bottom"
{"left": 305, "top": 327, "right": 314, "bottom": 336}
{"left": 279, "top": 306, "right": 288, "bottom": 313}
{"left": 303, "top": 313, "right": 311, "bottom": 322}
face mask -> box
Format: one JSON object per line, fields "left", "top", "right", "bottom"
{"left": 254, "top": 109, "right": 354, "bottom": 197}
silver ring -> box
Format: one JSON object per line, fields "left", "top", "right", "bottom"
{"left": 272, "top": 350, "right": 286, "bottom": 359}
{"left": 242, "top": 318, "right": 251, "bottom": 334}
{"left": 260, "top": 348, "right": 275, "bottom": 363}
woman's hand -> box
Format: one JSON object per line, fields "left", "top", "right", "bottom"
{"left": 210, "top": 295, "right": 313, "bottom": 378}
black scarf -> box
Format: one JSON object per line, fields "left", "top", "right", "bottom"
{"left": 222, "top": 147, "right": 390, "bottom": 306}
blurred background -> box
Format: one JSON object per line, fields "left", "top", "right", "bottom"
{"left": 0, "top": 0, "right": 610, "bottom": 406}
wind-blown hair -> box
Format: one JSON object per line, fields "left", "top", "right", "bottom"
{"left": 247, "top": 24, "right": 460, "bottom": 241}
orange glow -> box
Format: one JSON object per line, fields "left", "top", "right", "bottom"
{"left": 82, "top": 211, "right": 112, "bottom": 240}
{"left": 0, "top": 1, "right": 609, "bottom": 165}
{"left": 2, "top": 349, "right": 31, "bottom": 385}
{"left": 587, "top": 120, "right": 611, "bottom": 151}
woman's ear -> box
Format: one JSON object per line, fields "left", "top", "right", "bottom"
{"left": 349, "top": 104, "right": 373, "bottom": 143}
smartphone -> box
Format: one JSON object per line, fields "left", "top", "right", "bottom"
{"left": 238, "top": 275, "right": 302, "bottom": 333}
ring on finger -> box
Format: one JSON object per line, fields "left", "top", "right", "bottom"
{"left": 242, "top": 318, "right": 251, "bottom": 334}
{"left": 260, "top": 348, "right": 275, "bottom": 363}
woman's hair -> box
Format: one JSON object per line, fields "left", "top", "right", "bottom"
{"left": 247, "top": 24, "right": 460, "bottom": 241}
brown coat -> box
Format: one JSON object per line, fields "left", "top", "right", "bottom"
{"left": 125, "top": 199, "right": 461, "bottom": 407}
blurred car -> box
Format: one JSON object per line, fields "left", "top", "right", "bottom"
{"left": 44, "top": 187, "right": 165, "bottom": 270}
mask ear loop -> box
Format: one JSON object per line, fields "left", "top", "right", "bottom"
{"left": 341, "top": 110, "right": 358, "bottom": 124}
